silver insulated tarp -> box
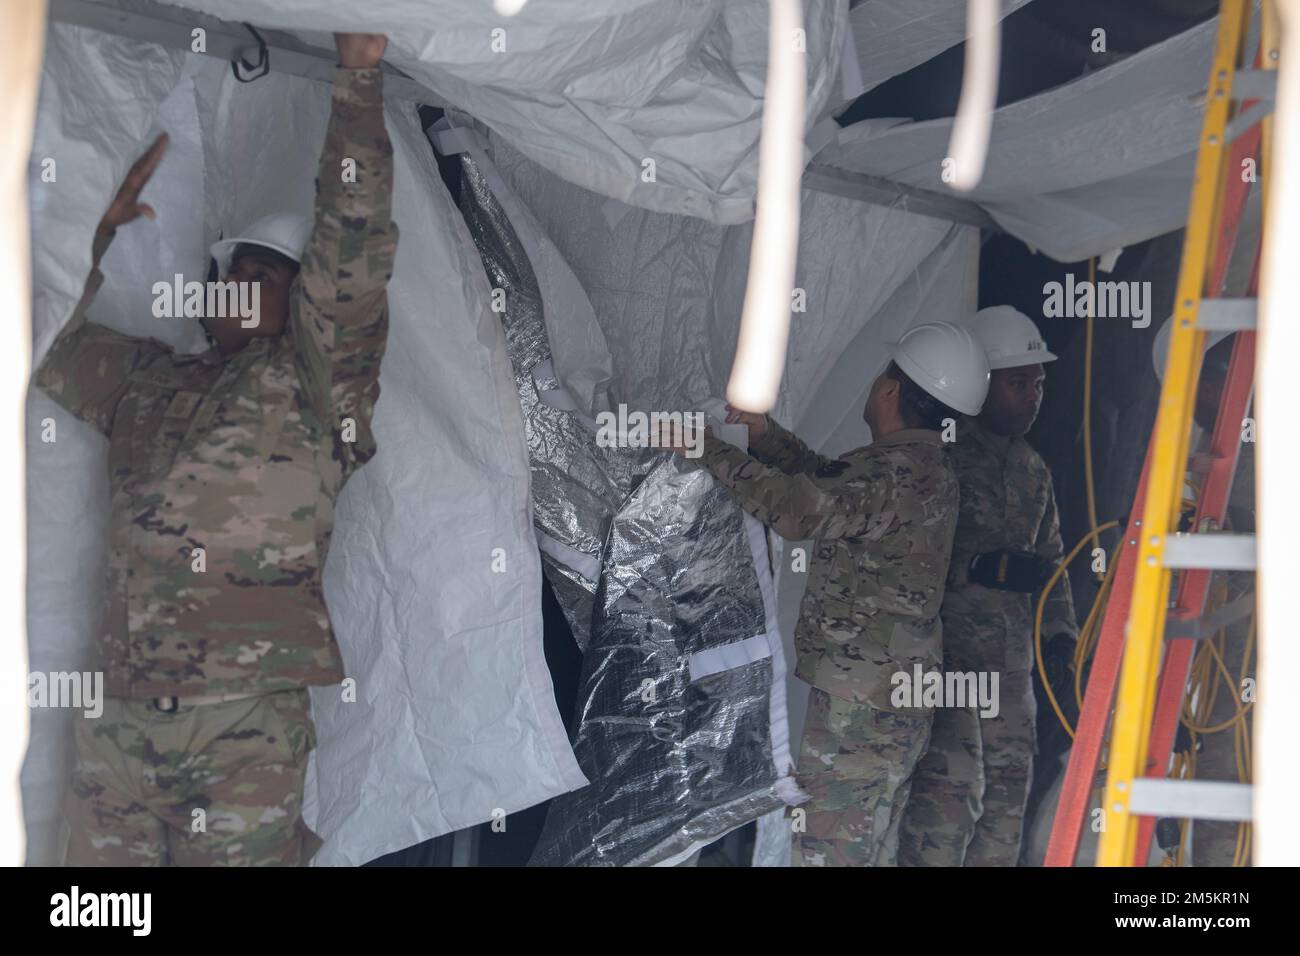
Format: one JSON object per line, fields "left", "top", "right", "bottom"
{"left": 444, "top": 123, "right": 796, "bottom": 866}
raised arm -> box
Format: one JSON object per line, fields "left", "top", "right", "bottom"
{"left": 292, "top": 33, "right": 399, "bottom": 471}
{"left": 749, "top": 416, "right": 841, "bottom": 475}
{"left": 33, "top": 134, "right": 170, "bottom": 435}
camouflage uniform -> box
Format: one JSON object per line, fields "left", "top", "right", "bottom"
{"left": 899, "top": 416, "right": 1077, "bottom": 866}
{"left": 38, "top": 68, "right": 398, "bottom": 865}
{"left": 63, "top": 691, "right": 318, "bottom": 866}
{"left": 695, "top": 418, "right": 959, "bottom": 866}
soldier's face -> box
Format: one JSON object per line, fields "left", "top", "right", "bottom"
{"left": 1195, "top": 365, "right": 1227, "bottom": 432}
{"left": 980, "top": 364, "right": 1044, "bottom": 437}
{"left": 202, "top": 253, "right": 297, "bottom": 356}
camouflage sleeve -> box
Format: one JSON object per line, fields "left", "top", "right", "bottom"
{"left": 292, "top": 66, "right": 399, "bottom": 471}
{"left": 32, "top": 229, "right": 158, "bottom": 436}
{"left": 1036, "top": 474, "right": 1079, "bottom": 641}
{"left": 747, "top": 415, "right": 836, "bottom": 474}
{"left": 695, "top": 435, "right": 891, "bottom": 541}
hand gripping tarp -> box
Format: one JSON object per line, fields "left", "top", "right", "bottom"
{"left": 23, "top": 24, "right": 585, "bottom": 866}
{"left": 442, "top": 124, "right": 798, "bottom": 865}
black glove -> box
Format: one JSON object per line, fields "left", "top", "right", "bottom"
{"left": 1043, "top": 632, "right": 1076, "bottom": 695}
{"left": 968, "top": 549, "right": 1057, "bottom": 593}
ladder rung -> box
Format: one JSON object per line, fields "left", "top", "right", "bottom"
{"left": 1128, "top": 779, "right": 1252, "bottom": 822}
{"left": 1165, "top": 590, "right": 1255, "bottom": 638}
{"left": 1162, "top": 533, "right": 1256, "bottom": 570}
{"left": 1224, "top": 99, "right": 1273, "bottom": 144}
{"left": 1232, "top": 68, "right": 1277, "bottom": 102}
{"left": 1196, "top": 297, "right": 1256, "bottom": 331}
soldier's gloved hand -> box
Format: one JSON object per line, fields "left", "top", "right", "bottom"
{"left": 1043, "top": 633, "right": 1076, "bottom": 699}
{"left": 968, "top": 549, "right": 1056, "bottom": 593}
{"left": 723, "top": 403, "right": 768, "bottom": 442}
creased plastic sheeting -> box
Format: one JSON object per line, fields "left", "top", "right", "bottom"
{"left": 455, "top": 148, "right": 792, "bottom": 865}
{"left": 435, "top": 118, "right": 615, "bottom": 421}
{"left": 149, "top": 0, "right": 845, "bottom": 224}
{"left": 307, "top": 91, "right": 587, "bottom": 867}
{"left": 23, "top": 25, "right": 586, "bottom": 867}
{"left": 530, "top": 459, "right": 786, "bottom": 867}
{"left": 455, "top": 148, "right": 649, "bottom": 651}
{"left": 818, "top": 16, "right": 1231, "bottom": 262}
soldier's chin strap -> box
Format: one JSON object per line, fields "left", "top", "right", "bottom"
{"left": 198, "top": 316, "right": 230, "bottom": 357}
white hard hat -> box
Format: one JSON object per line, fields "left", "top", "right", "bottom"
{"left": 888, "top": 320, "right": 991, "bottom": 416}
{"left": 210, "top": 213, "right": 312, "bottom": 276}
{"left": 971, "top": 305, "right": 1057, "bottom": 369}
{"left": 1151, "top": 318, "right": 1232, "bottom": 382}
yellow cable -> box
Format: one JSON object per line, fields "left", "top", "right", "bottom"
{"left": 1035, "top": 519, "right": 1120, "bottom": 737}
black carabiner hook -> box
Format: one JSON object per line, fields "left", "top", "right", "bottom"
{"left": 231, "top": 23, "right": 270, "bottom": 83}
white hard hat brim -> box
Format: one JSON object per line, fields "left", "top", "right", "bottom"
{"left": 210, "top": 237, "right": 303, "bottom": 276}
{"left": 987, "top": 348, "right": 1058, "bottom": 370}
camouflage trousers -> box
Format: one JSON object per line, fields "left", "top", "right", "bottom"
{"left": 791, "top": 688, "right": 932, "bottom": 867}
{"left": 898, "top": 669, "right": 1036, "bottom": 866}
{"left": 61, "top": 689, "right": 320, "bottom": 866}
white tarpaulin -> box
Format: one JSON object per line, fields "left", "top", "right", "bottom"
{"left": 109, "top": 0, "right": 848, "bottom": 224}
{"left": 817, "top": 16, "right": 1233, "bottom": 261}
{"left": 23, "top": 23, "right": 586, "bottom": 866}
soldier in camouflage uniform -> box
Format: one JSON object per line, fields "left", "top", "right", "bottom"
{"left": 899, "top": 307, "right": 1077, "bottom": 867}
{"left": 666, "top": 322, "right": 989, "bottom": 866}
{"left": 36, "top": 33, "right": 397, "bottom": 866}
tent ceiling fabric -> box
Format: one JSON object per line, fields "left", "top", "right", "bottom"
{"left": 817, "top": 16, "right": 1227, "bottom": 261}
{"left": 840, "top": 0, "right": 1036, "bottom": 108}
{"left": 485, "top": 133, "right": 977, "bottom": 453}
{"left": 138, "top": 0, "right": 846, "bottom": 224}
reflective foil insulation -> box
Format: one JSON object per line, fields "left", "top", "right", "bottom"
{"left": 456, "top": 150, "right": 787, "bottom": 865}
